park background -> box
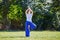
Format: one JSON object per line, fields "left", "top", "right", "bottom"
{"left": 0, "top": 0, "right": 60, "bottom": 40}
{"left": 0, "top": 0, "right": 60, "bottom": 31}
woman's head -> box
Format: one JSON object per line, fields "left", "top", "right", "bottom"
{"left": 26, "top": 6, "right": 32, "bottom": 14}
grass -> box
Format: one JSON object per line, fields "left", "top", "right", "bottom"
{"left": 0, "top": 31, "right": 60, "bottom": 40}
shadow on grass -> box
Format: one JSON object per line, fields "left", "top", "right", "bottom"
{"left": 0, "top": 36, "right": 26, "bottom": 38}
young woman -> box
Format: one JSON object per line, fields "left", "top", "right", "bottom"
{"left": 25, "top": 6, "right": 36, "bottom": 37}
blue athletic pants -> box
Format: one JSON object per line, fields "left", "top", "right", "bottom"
{"left": 25, "top": 21, "right": 36, "bottom": 37}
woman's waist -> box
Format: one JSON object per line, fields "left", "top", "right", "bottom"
{"left": 26, "top": 19, "right": 32, "bottom": 22}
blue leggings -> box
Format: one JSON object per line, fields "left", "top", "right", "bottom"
{"left": 25, "top": 21, "right": 36, "bottom": 37}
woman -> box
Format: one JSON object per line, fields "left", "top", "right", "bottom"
{"left": 25, "top": 6, "right": 36, "bottom": 37}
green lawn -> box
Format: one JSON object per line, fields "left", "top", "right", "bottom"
{"left": 0, "top": 31, "right": 60, "bottom": 40}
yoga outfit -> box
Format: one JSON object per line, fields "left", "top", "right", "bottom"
{"left": 25, "top": 13, "right": 36, "bottom": 37}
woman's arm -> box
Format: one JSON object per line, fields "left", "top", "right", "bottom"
{"left": 25, "top": 10, "right": 27, "bottom": 14}
{"left": 25, "top": 7, "right": 33, "bottom": 15}
{"left": 25, "top": 9, "right": 28, "bottom": 14}
{"left": 31, "top": 10, "right": 33, "bottom": 15}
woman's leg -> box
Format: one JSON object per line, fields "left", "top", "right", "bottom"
{"left": 25, "top": 21, "right": 30, "bottom": 37}
{"left": 30, "top": 22, "right": 36, "bottom": 30}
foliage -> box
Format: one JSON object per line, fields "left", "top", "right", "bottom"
{"left": 8, "top": 4, "right": 23, "bottom": 21}
{"left": 0, "top": 0, "right": 60, "bottom": 30}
